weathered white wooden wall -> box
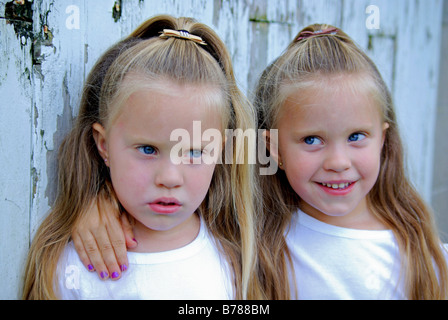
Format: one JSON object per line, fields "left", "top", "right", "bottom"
{"left": 434, "top": 2, "right": 448, "bottom": 243}
{"left": 0, "top": 0, "right": 445, "bottom": 299}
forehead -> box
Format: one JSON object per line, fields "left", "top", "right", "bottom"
{"left": 104, "top": 81, "right": 226, "bottom": 150}
{"left": 110, "top": 78, "right": 226, "bottom": 129}
{"left": 279, "top": 73, "right": 383, "bottom": 124}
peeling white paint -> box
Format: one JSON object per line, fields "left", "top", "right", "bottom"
{"left": 0, "top": 16, "right": 33, "bottom": 300}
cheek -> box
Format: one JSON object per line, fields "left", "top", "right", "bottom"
{"left": 282, "top": 147, "right": 316, "bottom": 179}
{"left": 197, "top": 164, "right": 216, "bottom": 185}
{"left": 187, "top": 165, "right": 216, "bottom": 196}
{"left": 110, "top": 159, "right": 149, "bottom": 196}
{"left": 282, "top": 152, "right": 314, "bottom": 196}
{"left": 354, "top": 148, "right": 382, "bottom": 182}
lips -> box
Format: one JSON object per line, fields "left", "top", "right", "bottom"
{"left": 149, "top": 197, "right": 182, "bottom": 214}
{"left": 319, "top": 181, "right": 353, "bottom": 190}
{"left": 317, "top": 181, "right": 356, "bottom": 195}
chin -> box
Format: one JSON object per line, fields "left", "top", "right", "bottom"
{"left": 306, "top": 203, "right": 355, "bottom": 219}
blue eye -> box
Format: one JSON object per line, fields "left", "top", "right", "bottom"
{"left": 189, "top": 149, "right": 202, "bottom": 158}
{"left": 304, "top": 136, "right": 322, "bottom": 145}
{"left": 348, "top": 133, "right": 366, "bottom": 142}
{"left": 138, "top": 146, "right": 157, "bottom": 155}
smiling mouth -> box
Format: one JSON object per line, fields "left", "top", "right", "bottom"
{"left": 318, "top": 182, "right": 354, "bottom": 190}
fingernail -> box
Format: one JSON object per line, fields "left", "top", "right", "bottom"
{"left": 111, "top": 272, "right": 120, "bottom": 279}
{"left": 100, "top": 271, "right": 108, "bottom": 279}
{"left": 88, "top": 264, "right": 94, "bottom": 271}
{"left": 120, "top": 264, "right": 128, "bottom": 272}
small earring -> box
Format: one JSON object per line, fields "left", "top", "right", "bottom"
{"left": 279, "top": 162, "right": 283, "bottom": 167}
{"left": 104, "top": 158, "right": 108, "bottom": 164}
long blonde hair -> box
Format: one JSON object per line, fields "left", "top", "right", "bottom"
{"left": 23, "top": 15, "right": 263, "bottom": 300}
{"left": 255, "top": 23, "right": 448, "bottom": 299}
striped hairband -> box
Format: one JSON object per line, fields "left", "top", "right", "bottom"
{"left": 296, "top": 27, "right": 339, "bottom": 42}
{"left": 159, "top": 29, "right": 207, "bottom": 45}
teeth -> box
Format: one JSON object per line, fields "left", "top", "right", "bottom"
{"left": 321, "top": 182, "right": 350, "bottom": 189}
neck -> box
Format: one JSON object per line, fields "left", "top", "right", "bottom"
{"left": 299, "top": 200, "right": 388, "bottom": 230}
{"left": 129, "top": 213, "right": 201, "bottom": 253}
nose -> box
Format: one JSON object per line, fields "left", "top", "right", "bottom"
{"left": 322, "top": 144, "right": 351, "bottom": 172}
{"left": 155, "top": 160, "right": 184, "bottom": 189}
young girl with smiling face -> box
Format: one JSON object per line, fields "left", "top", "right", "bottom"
{"left": 22, "top": 15, "right": 265, "bottom": 300}
{"left": 256, "top": 24, "right": 448, "bottom": 299}
{"left": 273, "top": 74, "right": 389, "bottom": 230}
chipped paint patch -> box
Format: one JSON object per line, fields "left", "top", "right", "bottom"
{"left": 112, "top": 0, "right": 122, "bottom": 22}
{"left": 4, "top": 0, "right": 33, "bottom": 45}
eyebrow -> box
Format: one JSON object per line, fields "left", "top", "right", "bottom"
{"left": 291, "top": 124, "right": 375, "bottom": 137}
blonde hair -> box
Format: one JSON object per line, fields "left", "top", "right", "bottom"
{"left": 23, "top": 15, "right": 263, "bottom": 300}
{"left": 255, "top": 23, "right": 448, "bottom": 299}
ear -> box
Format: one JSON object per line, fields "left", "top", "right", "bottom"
{"left": 92, "top": 123, "right": 109, "bottom": 166}
{"left": 263, "top": 129, "right": 283, "bottom": 170}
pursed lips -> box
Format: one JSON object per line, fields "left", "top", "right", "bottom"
{"left": 148, "top": 197, "right": 182, "bottom": 214}
{"left": 150, "top": 197, "right": 181, "bottom": 205}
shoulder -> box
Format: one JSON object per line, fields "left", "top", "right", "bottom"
{"left": 56, "top": 242, "right": 112, "bottom": 299}
{"left": 55, "top": 241, "right": 85, "bottom": 299}
{"left": 57, "top": 241, "right": 86, "bottom": 282}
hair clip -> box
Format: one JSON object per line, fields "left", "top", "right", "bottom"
{"left": 296, "top": 27, "right": 339, "bottom": 42}
{"left": 159, "top": 29, "right": 207, "bottom": 45}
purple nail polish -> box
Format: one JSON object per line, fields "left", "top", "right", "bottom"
{"left": 100, "top": 271, "right": 108, "bottom": 279}
{"left": 111, "top": 272, "right": 119, "bottom": 279}
{"left": 120, "top": 264, "right": 128, "bottom": 272}
{"left": 88, "top": 264, "right": 94, "bottom": 271}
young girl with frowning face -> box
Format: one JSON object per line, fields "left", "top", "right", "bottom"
{"left": 23, "top": 15, "right": 265, "bottom": 300}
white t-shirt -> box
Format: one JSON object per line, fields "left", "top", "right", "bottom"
{"left": 286, "top": 210, "right": 406, "bottom": 299}
{"left": 56, "top": 218, "right": 233, "bottom": 300}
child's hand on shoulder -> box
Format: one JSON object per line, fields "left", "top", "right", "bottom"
{"left": 71, "top": 192, "right": 137, "bottom": 280}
